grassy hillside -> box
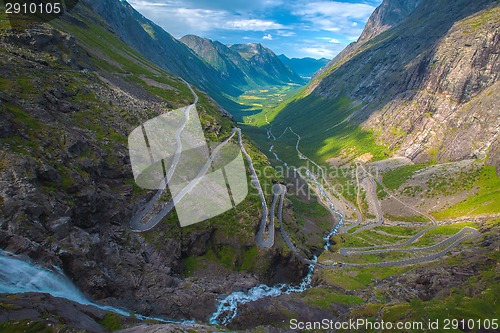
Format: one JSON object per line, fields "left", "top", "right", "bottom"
{"left": 244, "top": 91, "right": 389, "bottom": 166}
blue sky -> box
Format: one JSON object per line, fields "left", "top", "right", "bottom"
{"left": 127, "top": 0, "right": 382, "bottom": 59}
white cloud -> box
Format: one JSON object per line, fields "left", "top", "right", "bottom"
{"left": 315, "top": 37, "right": 341, "bottom": 43}
{"left": 290, "top": 37, "right": 348, "bottom": 59}
{"left": 128, "top": 1, "right": 287, "bottom": 37}
{"left": 126, "top": 0, "right": 381, "bottom": 58}
{"left": 299, "top": 47, "right": 336, "bottom": 58}
{"left": 292, "top": 1, "right": 374, "bottom": 34}
{"left": 294, "top": 1, "right": 375, "bottom": 19}
{"left": 225, "top": 19, "right": 285, "bottom": 31}
{"left": 128, "top": 0, "right": 284, "bottom": 12}
{"left": 277, "top": 30, "right": 296, "bottom": 37}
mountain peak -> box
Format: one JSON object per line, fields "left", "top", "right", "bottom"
{"left": 358, "top": 0, "right": 421, "bottom": 44}
{"left": 229, "top": 43, "right": 268, "bottom": 60}
{"left": 279, "top": 0, "right": 499, "bottom": 167}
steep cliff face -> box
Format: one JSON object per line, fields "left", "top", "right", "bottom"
{"left": 365, "top": 6, "right": 499, "bottom": 164}
{"left": 285, "top": 0, "right": 499, "bottom": 166}
{"left": 314, "top": 0, "right": 421, "bottom": 80}
{"left": 357, "top": 0, "right": 421, "bottom": 44}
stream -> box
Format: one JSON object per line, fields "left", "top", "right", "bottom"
{"left": 209, "top": 142, "right": 344, "bottom": 325}
{"left": 210, "top": 256, "right": 316, "bottom": 325}
{"left": 306, "top": 171, "right": 344, "bottom": 250}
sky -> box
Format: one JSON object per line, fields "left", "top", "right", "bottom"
{"left": 127, "top": 0, "right": 383, "bottom": 59}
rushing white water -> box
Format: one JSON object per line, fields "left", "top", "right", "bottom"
{"left": 0, "top": 250, "right": 183, "bottom": 324}
{"left": 210, "top": 256, "right": 316, "bottom": 325}
{"left": 269, "top": 145, "right": 287, "bottom": 166}
{"left": 210, "top": 141, "right": 346, "bottom": 326}
{"left": 306, "top": 172, "right": 344, "bottom": 249}
{"left": 323, "top": 214, "right": 343, "bottom": 250}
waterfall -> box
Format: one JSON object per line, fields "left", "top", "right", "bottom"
{"left": 210, "top": 257, "right": 316, "bottom": 325}
{"left": 0, "top": 250, "right": 183, "bottom": 323}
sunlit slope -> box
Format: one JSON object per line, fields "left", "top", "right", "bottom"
{"left": 245, "top": 91, "right": 389, "bottom": 164}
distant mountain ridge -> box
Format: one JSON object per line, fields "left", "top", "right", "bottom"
{"left": 230, "top": 43, "right": 305, "bottom": 84}
{"left": 181, "top": 35, "right": 304, "bottom": 87}
{"left": 277, "top": 55, "right": 330, "bottom": 78}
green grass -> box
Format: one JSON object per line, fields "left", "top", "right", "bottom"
{"left": 376, "top": 280, "right": 498, "bottom": 333}
{"left": 299, "top": 287, "right": 364, "bottom": 308}
{"left": 53, "top": 13, "right": 193, "bottom": 109}
{"left": 486, "top": 216, "right": 500, "bottom": 227}
{"left": 424, "top": 163, "right": 482, "bottom": 197}
{"left": 240, "top": 247, "right": 258, "bottom": 271}
{"left": 432, "top": 165, "right": 500, "bottom": 219}
{"left": 383, "top": 214, "right": 429, "bottom": 223}
{"left": 343, "top": 247, "right": 499, "bottom": 332}
{"left": 242, "top": 92, "right": 389, "bottom": 166}
{"left": 99, "top": 313, "right": 123, "bottom": 332}
{"left": 5, "top": 103, "right": 41, "bottom": 130}
{"left": 377, "top": 225, "right": 424, "bottom": 236}
{"left": 182, "top": 256, "right": 200, "bottom": 277}
{"left": 0, "top": 137, "right": 40, "bottom": 155}
{"left": 0, "top": 320, "right": 53, "bottom": 333}
{"left": 359, "top": 229, "right": 409, "bottom": 243}
{"left": 289, "top": 195, "right": 329, "bottom": 218}
{"left": 406, "top": 222, "right": 478, "bottom": 247}
{"left": 318, "top": 265, "right": 411, "bottom": 290}
{"left": 340, "top": 234, "right": 373, "bottom": 248}
{"left": 240, "top": 84, "right": 304, "bottom": 125}
{"left": 382, "top": 163, "right": 432, "bottom": 190}
{"left": 459, "top": 5, "right": 500, "bottom": 31}
{"left": 190, "top": 246, "right": 260, "bottom": 272}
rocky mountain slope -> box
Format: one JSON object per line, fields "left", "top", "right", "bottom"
{"left": 229, "top": 43, "right": 304, "bottom": 85}
{"left": 180, "top": 35, "right": 250, "bottom": 87}
{"left": 357, "top": 0, "right": 421, "bottom": 44}
{"left": 0, "top": 1, "right": 312, "bottom": 328}
{"left": 269, "top": 0, "right": 499, "bottom": 168}
{"left": 78, "top": 0, "right": 246, "bottom": 108}
{"left": 181, "top": 35, "right": 304, "bottom": 87}
{"left": 278, "top": 54, "right": 330, "bottom": 78}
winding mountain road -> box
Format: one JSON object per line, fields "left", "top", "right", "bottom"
{"left": 131, "top": 78, "right": 480, "bottom": 268}
{"left": 130, "top": 80, "right": 198, "bottom": 231}
{"left": 265, "top": 125, "right": 480, "bottom": 268}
